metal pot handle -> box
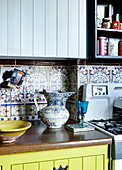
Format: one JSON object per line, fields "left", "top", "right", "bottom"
{"left": 34, "top": 92, "right": 44, "bottom": 112}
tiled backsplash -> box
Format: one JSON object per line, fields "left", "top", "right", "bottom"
{"left": 0, "top": 65, "right": 121, "bottom": 120}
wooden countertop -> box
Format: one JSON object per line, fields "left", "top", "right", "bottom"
{"left": 0, "top": 120, "right": 112, "bottom": 155}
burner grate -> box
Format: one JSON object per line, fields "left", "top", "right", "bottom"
{"left": 89, "top": 118, "right": 122, "bottom": 135}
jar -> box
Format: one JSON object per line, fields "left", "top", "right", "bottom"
{"left": 102, "top": 18, "right": 111, "bottom": 28}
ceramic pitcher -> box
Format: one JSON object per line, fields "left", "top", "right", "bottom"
{"left": 34, "top": 90, "right": 74, "bottom": 128}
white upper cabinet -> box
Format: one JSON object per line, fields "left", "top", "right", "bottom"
{"left": 0, "top": 0, "right": 86, "bottom": 59}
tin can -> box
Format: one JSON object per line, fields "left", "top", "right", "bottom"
{"left": 118, "top": 41, "right": 122, "bottom": 56}
{"left": 98, "top": 37, "right": 107, "bottom": 55}
{"left": 108, "top": 41, "right": 118, "bottom": 56}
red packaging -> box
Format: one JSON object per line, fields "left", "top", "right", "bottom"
{"left": 98, "top": 37, "right": 107, "bottom": 55}
{"left": 118, "top": 41, "right": 122, "bottom": 56}
{"left": 112, "top": 21, "right": 120, "bottom": 29}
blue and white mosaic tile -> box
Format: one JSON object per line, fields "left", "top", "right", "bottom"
{"left": 111, "top": 66, "right": 122, "bottom": 83}
{"left": 89, "top": 66, "right": 110, "bottom": 83}
{"left": 78, "top": 66, "right": 89, "bottom": 87}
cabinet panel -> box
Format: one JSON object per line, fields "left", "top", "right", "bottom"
{"left": 21, "top": 0, "right": 33, "bottom": 56}
{"left": 46, "top": 0, "right": 56, "bottom": 57}
{"left": 24, "top": 163, "right": 38, "bottom": 170}
{"left": 58, "top": 0, "right": 68, "bottom": 57}
{"left": 69, "top": 157, "right": 82, "bottom": 170}
{"left": 54, "top": 159, "right": 68, "bottom": 169}
{"left": 34, "top": 0, "right": 45, "bottom": 57}
{"left": 69, "top": 0, "right": 78, "bottom": 57}
{"left": 96, "top": 155, "right": 104, "bottom": 170}
{"left": 12, "top": 164, "right": 23, "bottom": 170}
{"left": 83, "top": 156, "right": 95, "bottom": 170}
{"left": 40, "top": 161, "right": 53, "bottom": 170}
{"left": 0, "top": 0, "right": 7, "bottom": 55}
{"left": 8, "top": 0, "right": 20, "bottom": 56}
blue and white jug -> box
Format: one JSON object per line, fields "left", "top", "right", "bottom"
{"left": 34, "top": 90, "right": 75, "bottom": 128}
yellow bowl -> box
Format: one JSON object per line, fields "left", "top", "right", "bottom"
{"left": 0, "top": 120, "right": 31, "bottom": 143}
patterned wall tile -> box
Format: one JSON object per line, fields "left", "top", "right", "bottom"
{"left": 49, "top": 66, "right": 69, "bottom": 92}
{"left": 25, "top": 66, "right": 49, "bottom": 94}
{"left": 111, "top": 66, "right": 122, "bottom": 83}
{"left": 78, "top": 66, "right": 89, "bottom": 87}
{"left": 89, "top": 66, "right": 110, "bottom": 83}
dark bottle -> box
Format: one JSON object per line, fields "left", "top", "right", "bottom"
{"left": 112, "top": 2, "right": 120, "bottom": 22}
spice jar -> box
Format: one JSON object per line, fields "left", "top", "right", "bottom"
{"left": 102, "top": 18, "right": 111, "bottom": 28}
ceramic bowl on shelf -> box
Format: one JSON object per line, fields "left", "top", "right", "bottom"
{"left": 0, "top": 120, "right": 31, "bottom": 143}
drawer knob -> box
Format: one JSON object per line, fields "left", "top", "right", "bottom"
{"left": 53, "top": 165, "right": 68, "bottom": 170}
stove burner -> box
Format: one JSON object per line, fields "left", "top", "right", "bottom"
{"left": 89, "top": 118, "right": 122, "bottom": 135}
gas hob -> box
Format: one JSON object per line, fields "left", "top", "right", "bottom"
{"left": 88, "top": 118, "right": 122, "bottom": 140}
{"left": 89, "top": 119, "right": 122, "bottom": 135}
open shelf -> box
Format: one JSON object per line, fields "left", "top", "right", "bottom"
{"left": 96, "top": 55, "right": 122, "bottom": 59}
{"left": 97, "top": 28, "right": 122, "bottom": 33}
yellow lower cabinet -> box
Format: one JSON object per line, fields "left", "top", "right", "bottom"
{"left": 0, "top": 145, "right": 110, "bottom": 170}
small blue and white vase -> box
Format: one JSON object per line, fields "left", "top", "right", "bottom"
{"left": 34, "top": 90, "right": 75, "bottom": 128}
